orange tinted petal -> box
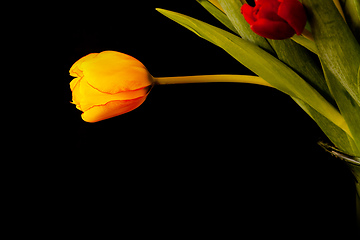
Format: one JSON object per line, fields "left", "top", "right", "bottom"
{"left": 81, "top": 97, "right": 147, "bottom": 123}
{"left": 72, "top": 76, "right": 149, "bottom": 112}
{"left": 69, "top": 53, "right": 98, "bottom": 78}
{"left": 70, "top": 76, "right": 83, "bottom": 110}
{"left": 69, "top": 51, "right": 153, "bottom": 122}
{"left": 69, "top": 77, "right": 80, "bottom": 92}
{"left": 81, "top": 51, "right": 153, "bottom": 94}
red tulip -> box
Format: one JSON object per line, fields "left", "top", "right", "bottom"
{"left": 241, "top": 0, "right": 307, "bottom": 40}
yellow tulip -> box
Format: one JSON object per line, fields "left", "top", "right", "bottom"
{"left": 69, "top": 51, "right": 273, "bottom": 123}
{"left": 70, "top": 51, "right": 153, "bottom": 122}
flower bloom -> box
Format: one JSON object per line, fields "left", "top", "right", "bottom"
{"left": 241, "top": 0, "right": 307, "bottom": 40}
{"left": 70, "top": 51, "right": 153, "bottom": 122}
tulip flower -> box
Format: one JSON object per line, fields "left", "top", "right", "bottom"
{"left": 70, "top": 51, "right": 153, "bottom": 122}
{"left": 241, "top": 0, "right": 307, "bottom": 40}
{"left": 70, "top": 51, "right": 274, "bottom": 122}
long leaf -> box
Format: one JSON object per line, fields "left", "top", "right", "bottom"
{"left": 358, "top": 64, "right": 360, "bottom": 90}
{"left": 217, "top": 0, "right": 275, "bottom": 55}
{"left": 340, "top": 0, "right": 360, "bottom": 42}
{"left": 156, "top": 8, "right": 349, "bottom": 135}
{"left": 293, "top": 98, "right": 360, "bottom": 156}
{"left": 266, "top": 38, "right": 335, "bottom": 108}
{"left": 303, "top": 0, "right": 360, "bottom": 108}
{"left": 196, "top": 0, "right": 238, "bottom": 34}
{"left": 217, "top": 0, "right": 324, "bottom": 92}
{"left": 290, "top": 34, "right": 318, "bottom": 55}
{"left": 322, "top": 61, "right": 360, "bottom": 153}
{"left": 208, "top": 0, "right": 223, "bottom": 10}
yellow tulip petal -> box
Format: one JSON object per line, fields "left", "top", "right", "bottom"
{"left": 69, "top": 77, "right": 80, "bottom": 92}
{"left": 69, "top": 53, "right": 98, "bottom": 78}
{"left": 81, "top": 51, "right": 153, "bottom": 94}
{"left": 72, "top": 77, "right": 149, "bottom": 112}
{"left": 69, "top": 50, "right": 153, "bottom": 122}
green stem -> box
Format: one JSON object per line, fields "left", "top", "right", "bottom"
{"left": 356, "top": 182, "right": 360, "bottom": 230}
{"left": 319, "top": 143, "right": 360, "bottom": 232}
{"left": 154, "top": 74, "right": 273, "bottom": 87}
{"left": 154, "top": 75, "right": 351, "bottom": 137}
{"left": 343, "top": 160, "right": 360, "bottom": 231}
{"left": 350, "top": 165, "right": 360, "bottom": 231}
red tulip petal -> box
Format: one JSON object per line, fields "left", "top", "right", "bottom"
{"left": 278, "top": 0, "right": 307, "bottom": 35}
{"left": 255, "top": 0, "right": 275, "bottom": 4}
{"left": 251, "top": 18, "right": 295, "bottom": 40}
{"left": 256, "top": 1, "right": 283, "bottom": 22}
{"left": 241, "top": 4, "right": 256, "bottom": 25}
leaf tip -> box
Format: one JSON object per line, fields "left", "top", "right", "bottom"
{"left": 155, "top": 8, "right": 167, "bottom": 14}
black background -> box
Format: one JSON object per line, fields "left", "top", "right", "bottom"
{"left": 48, "top": 0, "right": 359, "bottom": 237}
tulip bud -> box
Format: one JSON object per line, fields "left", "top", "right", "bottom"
{"left": 70, "top": 51, "right": 153, "bottom": 122}
{"left": 241, "top": 0, "right": 307, "bottom": 40}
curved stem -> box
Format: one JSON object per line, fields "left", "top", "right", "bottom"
{"left": 154, "top": 75, "right": 351, "bottom": 137}
{"left": 154, "top": 74, "right": 273, "bottom": 87}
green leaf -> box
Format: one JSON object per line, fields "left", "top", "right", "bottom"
{"left": 206, "top": 0, "right": 327, "bottom": 104}
{"left": 266, "top": 38, "right": 335, "bottom": 108}
{"left": 322, "top": 61, "right": 360, "bottom": 153}
{"left": 293, "top": 97, "right": 360, "bottom": 156}
{"left": 358, "top": 64, "right": 360, "bottom": 90}
{"left": 290, "top": 34, "right": 318, "bottom": 55}
{"left": 217, "top": 0, "right": 275, "bottom": 55}
{"left": 196, "top": 0, "right": 238, "bottom": 34}
{"left": 340, "top": 0, "right": 360, "bottom": 42}
{"left": 303, "top": 0, "right": 360, "bottom": 108}
{"left": 156, "top": 8, "right": 348, "bottom": 135}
